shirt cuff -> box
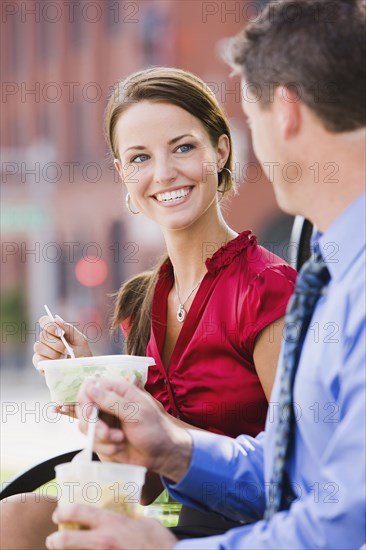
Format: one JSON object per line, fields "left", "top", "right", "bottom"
{"left": 162, "top": 429, "right": 227, "bottom": 508}
{"left": 174, "top": 534, "right": 225, "bottom": 550}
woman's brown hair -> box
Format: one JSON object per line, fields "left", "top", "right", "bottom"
{"left": 107, "top": 67, "right": 236, "bottom": 355}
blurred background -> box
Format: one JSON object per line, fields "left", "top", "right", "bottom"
{"left": 1, "top": 0, "right": 293, "bottom": 475}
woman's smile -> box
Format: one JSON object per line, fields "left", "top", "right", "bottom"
{"left": 152, "top": 186, "right": 193, "bottom": 206}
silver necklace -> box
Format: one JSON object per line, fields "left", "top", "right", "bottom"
{"left": 174, "top": 271, "right": 205, "bottom": 323}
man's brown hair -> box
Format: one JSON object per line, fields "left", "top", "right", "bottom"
{"left": 229, "top": 0, "right": 366, "bottom": 132}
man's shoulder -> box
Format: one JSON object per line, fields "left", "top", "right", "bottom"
{"left": 339, "top": 243, "right": 366, "bottom": 300}
{"left": 326, "top": 245, "right": 366, "bottom": 350}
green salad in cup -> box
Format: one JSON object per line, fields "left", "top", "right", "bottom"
{"left": 41, "top": 355, "right": 154, "bottom": 405}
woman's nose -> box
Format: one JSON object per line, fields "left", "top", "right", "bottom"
{"left": 153, "top": 158, "right": 178, "bottom": 186}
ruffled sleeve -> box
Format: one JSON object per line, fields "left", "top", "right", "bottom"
{"left": 240, "top": 263, "right": 297, "bottom": 355}
{"left": 206, "top": 230, "right": 256, "bottom": 274}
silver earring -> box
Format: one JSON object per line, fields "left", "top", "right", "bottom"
{"left": 219, "top": 166, "right": 232, "bottom": 177}
{"left": 125, "top": 192, "right": 140, "bottom": 215}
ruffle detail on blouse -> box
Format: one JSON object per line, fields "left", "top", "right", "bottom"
{"left": 158, "top": 230, "right": 257, "bottom": 276}
{"left": 205, "top": 230, "right": 256, "bottom": 274}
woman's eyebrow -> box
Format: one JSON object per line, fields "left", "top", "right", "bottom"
{"left": 123, "top": 133, "right": 195, "bottom": 155}
{"left": 123, "top": 144, "right": 146, "bottom": 154}
{"left": 168, "top": 133, "right": 194, "bottom": 145}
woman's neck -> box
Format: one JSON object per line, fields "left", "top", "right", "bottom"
{"left": 162, "top": 214, "right": 238, "bottom": 293}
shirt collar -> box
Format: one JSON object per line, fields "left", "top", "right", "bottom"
{"left": 311, "top": 192, "right": 366, "bottom": 281}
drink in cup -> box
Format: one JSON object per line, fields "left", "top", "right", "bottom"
{"left": 55, "top": 462, "right": 147, "bottom": 530}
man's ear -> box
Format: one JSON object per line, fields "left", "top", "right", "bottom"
{"left": 114, "top": 158, "right": 124, "bottom": 181}
{"left": 274, "top": 86, "right": 301, "bottom": 140}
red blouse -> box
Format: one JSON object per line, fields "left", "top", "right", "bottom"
{"left": 144, "top": 231, "right": 297, "bottom": 438}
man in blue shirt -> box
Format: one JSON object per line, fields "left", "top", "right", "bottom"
{"left": 45, "top": 1, "right": 365, "bottom": 548}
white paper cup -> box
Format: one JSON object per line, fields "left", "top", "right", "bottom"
{"left": 40, "top": 355, "right": 155, "bottom": 404}
{"left": 55, "top": 461, "right": 147, "bottom": 530}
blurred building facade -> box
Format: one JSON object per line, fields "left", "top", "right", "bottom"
{"left": 1, "top": 0, "right": 291, "bottom": 366}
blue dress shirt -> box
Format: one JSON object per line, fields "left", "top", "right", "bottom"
{"left": 165, "top": 193, "right": 366, "bottom": 549}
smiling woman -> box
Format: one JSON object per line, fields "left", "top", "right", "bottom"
{"left": 107, "top": 68, "right": 237, "bottom": 360}
{"left": 105, "top": 68, "right": 297, "bottom": 536}
{"left": 106, "top": 67, "right": 235, "bottom": 200}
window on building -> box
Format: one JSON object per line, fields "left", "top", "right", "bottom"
{"left": 105, "top": 0, "right": 121, "bottom": 32}
{"left": 10, "top": 11, "right": 23, "bottom": 74}
{"left": 141, "top": 6, "right": 169, "bottom": 66}
{"left": 70, "top": 0, "right": 84, "bottom": 49}
{"left": 39, "top": 18, "right": 55, "bottom": 62}
{"left": 71, "top": 101, "right": 87, "bottom": 163}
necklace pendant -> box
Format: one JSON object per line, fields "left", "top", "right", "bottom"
{"left": 177, "top": 304, "right": 187, "bottom": 323}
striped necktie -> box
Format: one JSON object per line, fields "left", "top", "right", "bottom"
{"left": 264, "top": 253, "right": 331, "bottom": 520}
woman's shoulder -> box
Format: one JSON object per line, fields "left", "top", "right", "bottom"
{"left": 206, "top": 230, "right": 297, "bottom": 284}
{"left": 246, "top": 242, "right": 297, "bottom": 284}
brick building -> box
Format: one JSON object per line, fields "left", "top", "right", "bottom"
{"left": 1, "top": 0, "right": 290, "bottom": 365}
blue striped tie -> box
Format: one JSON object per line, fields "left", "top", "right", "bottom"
{"left": 264, "top": 253, "right": 331, "bottom": 520}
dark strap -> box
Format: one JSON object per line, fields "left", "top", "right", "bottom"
{"left": 0, "top": 450, "right": 99, "bottom": 500}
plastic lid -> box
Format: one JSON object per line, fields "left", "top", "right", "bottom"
{"left": 40, "top": 355, "right": 156, "bottom": 369}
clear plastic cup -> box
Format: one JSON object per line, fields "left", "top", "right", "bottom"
{"left": 40, "top": 355, "right": 155, "bottom": 404}
{"left": 55, "top": 461, "right": 147, "bottom": 530}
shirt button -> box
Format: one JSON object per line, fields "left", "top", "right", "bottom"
{"left": 163, "top": 378, "right": 167, "bottom": 384}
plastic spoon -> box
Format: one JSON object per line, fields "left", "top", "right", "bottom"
{"left": 72, "top": 404, "right": 99, "bottom": 464}
{"left": 44, "top": 304, "right": 75, "bottom": 359}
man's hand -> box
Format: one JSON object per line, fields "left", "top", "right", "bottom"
{"left": 45, "top": 503, "right": 178, "bottom": 550}
{"left": 76, "top": 378, "right": 193, "bottom": 482}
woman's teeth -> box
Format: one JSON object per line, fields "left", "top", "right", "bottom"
{"left": 155, "top": 188, "right": 191, "bottom": 203}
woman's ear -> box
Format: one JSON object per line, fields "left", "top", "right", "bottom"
{"left": 216, "top": 134, "right": 231, "bottom": 168}
{"left": 114, "top": 158, "right": 124, "bottom": 182}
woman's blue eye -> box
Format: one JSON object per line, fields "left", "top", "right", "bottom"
{"left": 131, "top": 154, "right": 149, "bottom": 163}
{"left": 176, "top": 143, "right": 194, "bottom": 153}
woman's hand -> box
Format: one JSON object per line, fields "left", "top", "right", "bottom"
{"left": 32, "top": 315, "right": 92, "bottom": 371}
{"left": 46, "top": 503, "right": 177, "bottom": 550}
{"left": 76, "top": 378, "right": 192, "bottom": 481}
